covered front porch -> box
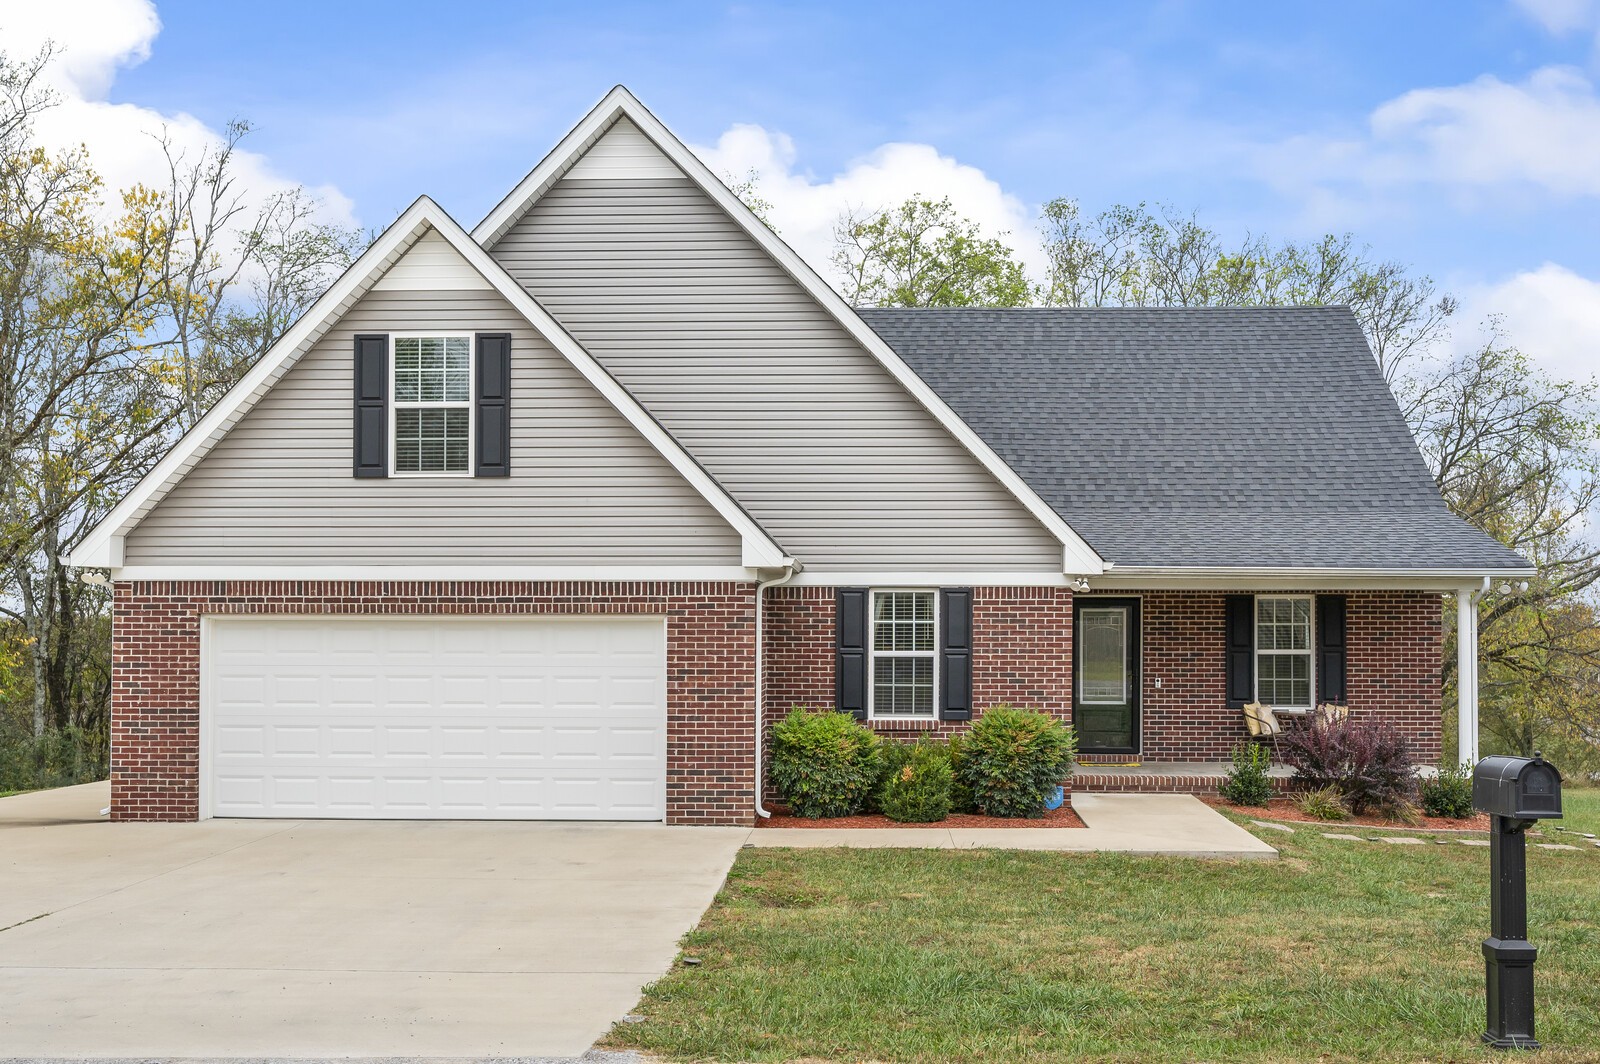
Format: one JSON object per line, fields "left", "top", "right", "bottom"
{"left": 1070, "top": 577, "right": 1501, "bottom": 789}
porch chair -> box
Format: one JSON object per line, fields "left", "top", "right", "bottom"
{"left": 1241, "top": 700, "right": 1282, "bottom": 758}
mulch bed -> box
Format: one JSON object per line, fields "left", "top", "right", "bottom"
{"left": 1204, "top": 796, "right": 1490, "bottom": 832}
{"left": 758, "top": 803, "right": 1087, "bottom": 829}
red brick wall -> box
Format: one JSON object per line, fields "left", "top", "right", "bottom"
{"left": 762, "top": 586, "right": 1074, "bottom": 740}
{"left": 111, "top": 580, "right": 756, "bottom": 825}
{"left": 1131, "top": 589, "right": 1443, "bottom": 762}
{"left": 764, "top": 586, "right": 1443, "bottom": 764}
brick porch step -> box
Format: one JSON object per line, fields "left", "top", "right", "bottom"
{"left": 1073, "top": 761, "right": 1295, "bottom": 796}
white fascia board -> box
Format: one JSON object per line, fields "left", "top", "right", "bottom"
{"left": 471, "top": 85, "right": 1104, "bottom": 577}
{"left": 112, "top": 565, "right": 761, "bottom": 583}
{"left": 789, "top": 571, "right": 1074, "bottom": 587}
{"left": 70, "top": 195, "right": 789, "bottom": 572}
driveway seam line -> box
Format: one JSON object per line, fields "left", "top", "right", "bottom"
{"left": 4, "top": 820, "right": 307, "bottom": 928}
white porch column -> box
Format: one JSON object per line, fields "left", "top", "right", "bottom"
{"left": 1456, "top": 585, "right": 1480, "bottom": 767}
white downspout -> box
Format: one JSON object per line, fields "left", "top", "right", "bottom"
{"left": 754, "top": 561, "right": 798, "bottom": 819}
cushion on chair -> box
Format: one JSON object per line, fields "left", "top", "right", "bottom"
{"left": 1243, "top": 701, "right": 1281, "bottom": 737}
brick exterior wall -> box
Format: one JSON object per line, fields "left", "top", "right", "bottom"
{"left": 111, "top": 580, "right": 1444, "bottom": 824}
{"left": 764, "top": 586, "right": 1443, "bottom": 764}
{"left": 111, "top": 580, "right": 756, "bottom": 825}
{"left": 1126, "top": 589, "right": 1443, "bottom": 762}
{"left": 763, "top": 586, "right": 1074, "bottom": 738}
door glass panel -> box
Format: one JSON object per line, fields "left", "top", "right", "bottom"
{"left": 1080, "top": 608, "right": 1127, "bottom": 704}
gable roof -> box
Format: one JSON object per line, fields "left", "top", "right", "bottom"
{"left": 859, "top": 306, "right": 1533, "bottom": 575}
{"left": 71, "top": 196, "right": 789, "bottom": 570}
{"left": 472, "top": 86, "right": 1104, "bottom": 576}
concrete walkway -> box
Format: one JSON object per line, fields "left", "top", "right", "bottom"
{"left": 747, "top": 792, "right": 1279, "bottom": 858}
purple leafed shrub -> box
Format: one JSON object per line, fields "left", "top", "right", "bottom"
{"left": 1277, "top": 717, "right": 1417, "bottom": 816}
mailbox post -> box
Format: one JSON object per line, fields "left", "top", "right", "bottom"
{"left": 1472, "top": 753, "right": 1563, "bottom": 1050}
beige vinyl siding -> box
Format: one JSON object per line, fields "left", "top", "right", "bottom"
{"left": 488, "top": 156, "right": 1064, "bottom": 570}
{"left": 371, "top": 230, "right": 492, "bottom": 291}
{"left": 123, "top": 286, "right": 743, "bottom": 565}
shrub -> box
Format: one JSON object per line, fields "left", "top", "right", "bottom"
{"left": 769, "top": 707, "right": 881, "bottom": 818}
{"left": 1420, "top": 762, "right": 1475, "bottom": 819}
{"left": 1219, "top": 742, "right": 1274, "bottom": 806}
{"left": 1386, "top": 797, "right": 1423, "bottom": 826}
{"left": 1278, "top": 717, "right": 1417, "bottom": 816}
{"left": 945, "top": 732, "right": 977, "bottom": 814}
{"left": 957, "top": 705, "right": 1075, "bottom": 818}
{"left": 1293, "top": 785, "right": 1349, "bottom": 821}
{"left": 876, "top": 740, "right": 954, "bottom": 823}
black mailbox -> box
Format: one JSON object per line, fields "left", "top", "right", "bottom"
{"left": 1473, "top": 754, "right": 1563, "bottom": 821}
{"left": 1472, "top": 753, "right": 1564, "bottom": 1050}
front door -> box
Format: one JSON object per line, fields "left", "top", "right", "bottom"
{"left": 1074, "top": 598, "right": 1140, "bottom": 753}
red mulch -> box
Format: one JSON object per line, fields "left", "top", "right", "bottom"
{"left": 758, "top": 803, "right": 1086, "bottom": 829}
{"left": 1203, "top": 796, "right": 1490, "bottom": 832}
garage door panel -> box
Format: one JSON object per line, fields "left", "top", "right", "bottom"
{"left": 205, "top": 617, "right": 667, "bottom": 820}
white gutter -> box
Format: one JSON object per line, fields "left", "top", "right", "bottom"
{"left": 753, "top": 560, "right": 799, "bottom": 819}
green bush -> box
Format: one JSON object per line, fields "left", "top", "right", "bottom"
{"left": 956, "top": 705, "right": 1075, "bottom": 818}
{"left": 876, "top": 740, "right": 954, "bottom": 823}
{"left": 1420, "top": 762, "right": 1475, "bottom": 819}
{"left": 769, "top": 707, "right": 881, "bottom": 818}
{"left": 1219, "top": 742, "right": 1274, "bottom": 807}
{"left": 945, "top": 732, "right": 976, "bottom": 814}
{"left": 1293, "top": 785, "right": 1349, "bottom": 821}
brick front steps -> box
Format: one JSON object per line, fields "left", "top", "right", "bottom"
{"left": 1073, "top": 761, "right": 1296, "bottom": 796}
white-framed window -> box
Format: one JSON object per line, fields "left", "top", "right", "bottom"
{"left": 869, "top": 589, "right": 937, "bottom": 718}
{"left": 391, "top": 334, "right": 473, "bottom": 476}
{"left": 1256, "top": 595, "right": 1314, "bottom": 711}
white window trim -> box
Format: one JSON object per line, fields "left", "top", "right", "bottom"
{"left": 867, "top": 588, "right": 939, "bottom": 721}
{"left": 390, "top": 333, "right": 475, "bottom": 478}
{"left": 1254, "top": 594, "right": 1316, "bottom": 714}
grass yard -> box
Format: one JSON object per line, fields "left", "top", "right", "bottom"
{"left": 609, "top": 789, "right": 1600, "bottom": 1064}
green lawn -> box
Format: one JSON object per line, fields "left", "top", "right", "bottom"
{"left": 609, "top": 789, "right": 1600, "bottom": 1063}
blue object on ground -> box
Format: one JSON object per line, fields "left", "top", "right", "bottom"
{"left": 1045, "top": 785, "right": 1065, "bottom": 811}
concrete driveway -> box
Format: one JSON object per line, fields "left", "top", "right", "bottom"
{"left": 0, "top": 782, "right": 748, "bottom": 1059}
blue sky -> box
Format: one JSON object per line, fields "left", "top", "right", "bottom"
{"left": 10, "top": 0, "right": 1600, "bottom": 375}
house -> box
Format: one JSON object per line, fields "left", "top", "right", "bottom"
{"left": 70, "top": 87, "right": 1532, "bottom": 825}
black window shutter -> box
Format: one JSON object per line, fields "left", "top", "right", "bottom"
{"left": 475, "top": 332, "right": 512, "bottom": 477}
{"left": 835, "top": 588, "right": 868, "bottom": 720}
{"left": 353, "top": 333, "right": 388, "bottom": 477}
{"left": 939, "top": 588, "right": 973, "bottom": 721}
{"left": 1317, "top": 594, "right": 1347, "bottom": 704}
{"left": 1225, "top": 595, "right": 1255, "bottom": 708}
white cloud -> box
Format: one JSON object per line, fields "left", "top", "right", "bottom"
{"left": 0, "top": 0, "right": 355, "bottom": 227}
{"left": 1257, "top": 66, "right": 1600, "bottom": 211}
{"left": 1512, "top": 0, "right": 1600, "bottom": 35}
{"left": 691, "top": 123, "right": 1045, "bottom": 286}
{"left": 1453, "top": 263, "right": 1600, "bottom": 381}
{"left": 1368, "top": 67, "right": 1600, "bottom": 196}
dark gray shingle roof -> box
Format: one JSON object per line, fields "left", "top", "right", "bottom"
{"left": 859, "top": 306, "right": 1530, "bottom": 571}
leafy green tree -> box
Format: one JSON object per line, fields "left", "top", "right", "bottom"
{"left": 0, "top": 44, "right": 361, "bottom": 770}
{"left": 832, "top": 196, "right": 1030, "bottom": 307}
{"left": 1037, "top": 198, "right": 1456, "bottom": 380}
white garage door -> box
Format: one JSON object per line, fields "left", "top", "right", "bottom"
{"left": 203, "top": 616, "right": 667, "bottom": 820}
